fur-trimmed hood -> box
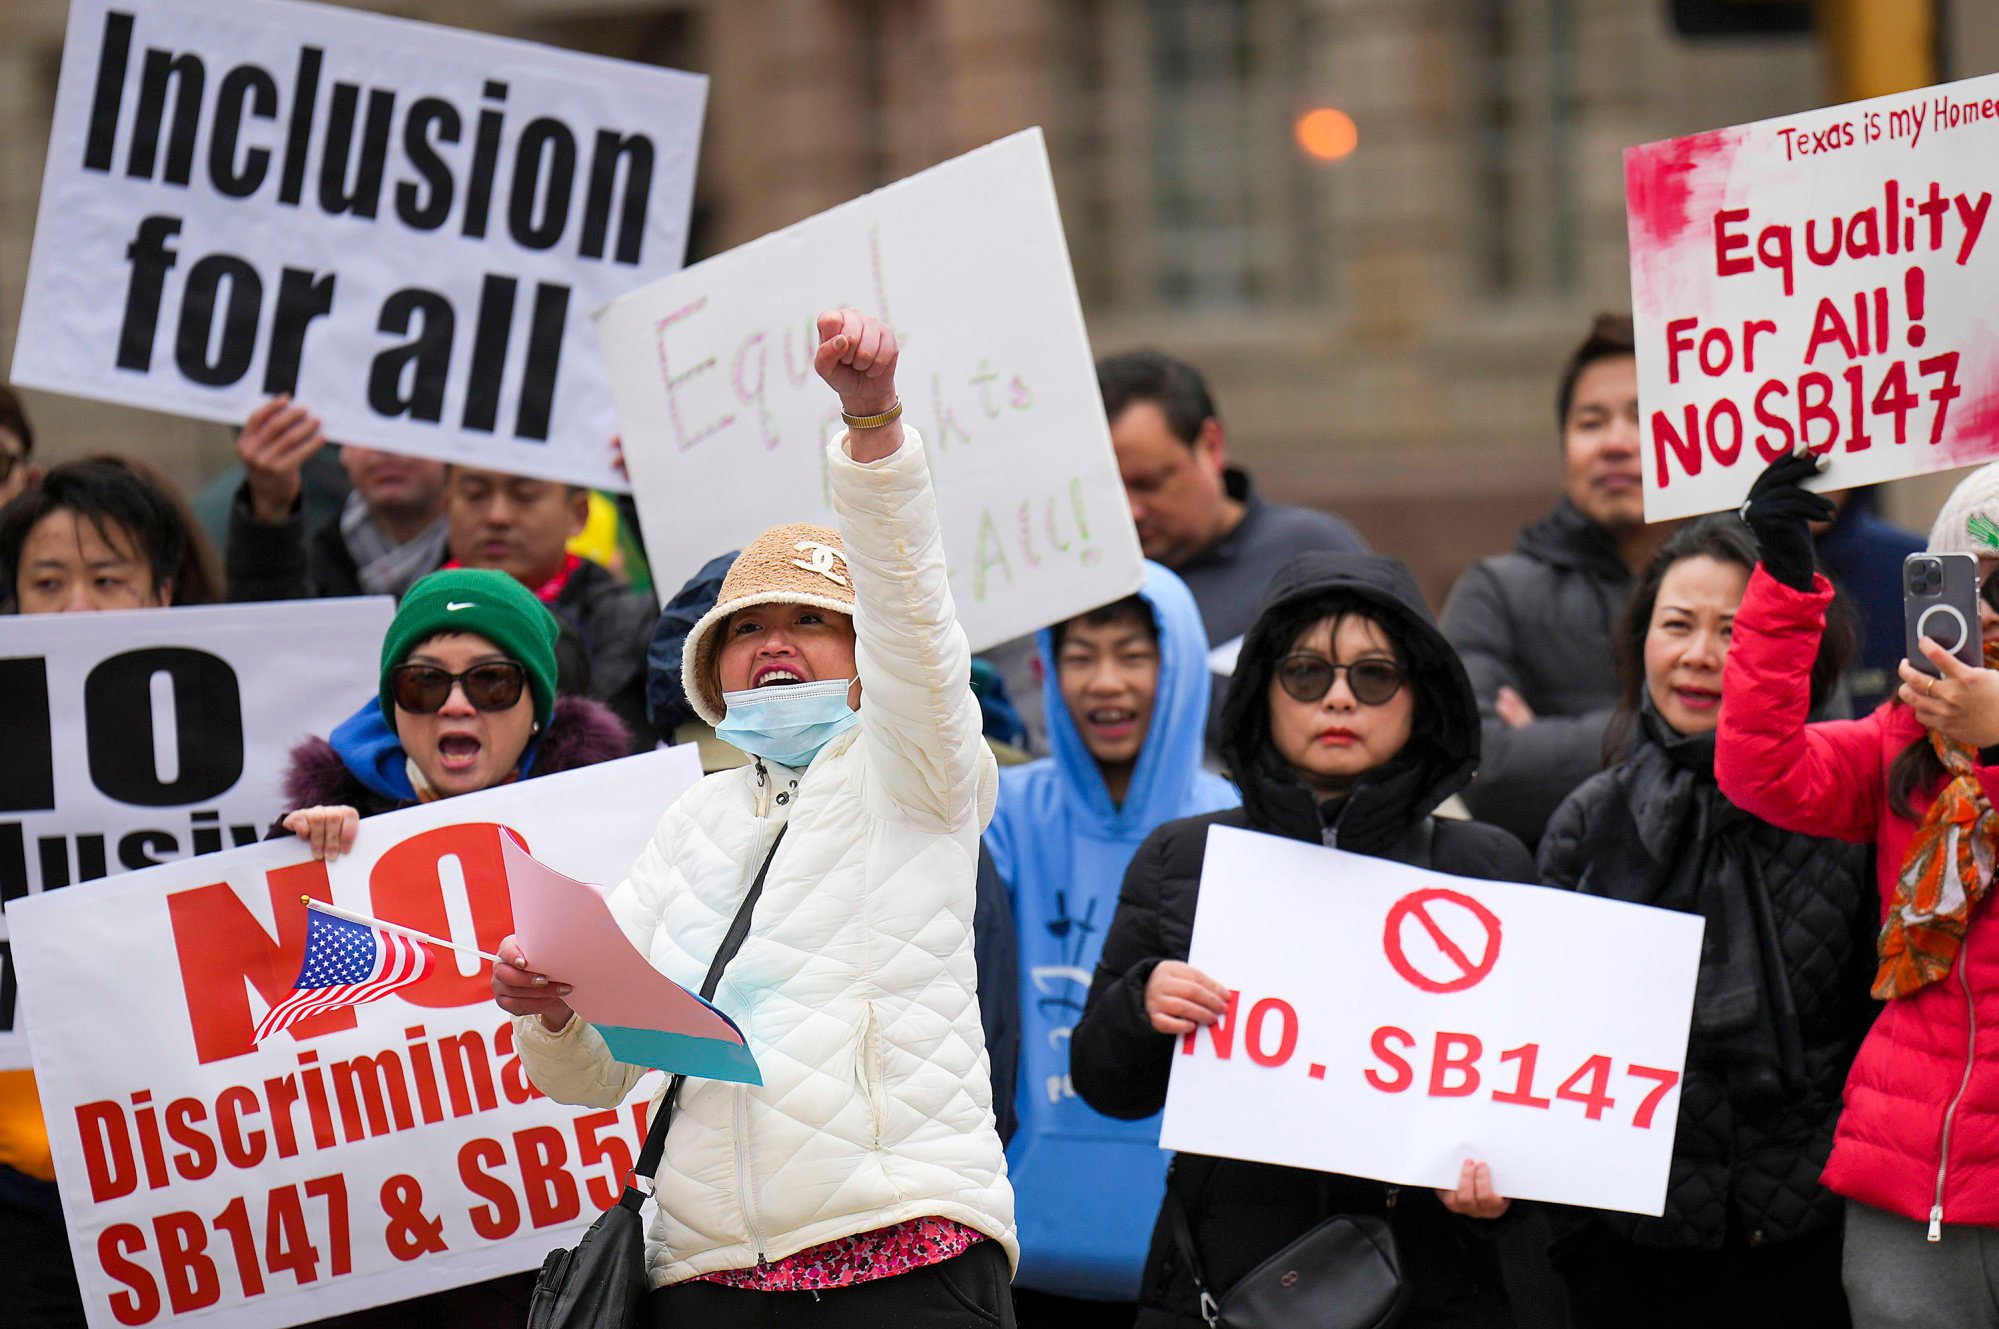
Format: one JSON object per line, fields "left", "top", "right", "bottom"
{"left": 283, "top": 694, "right": 633, "bottom": 817}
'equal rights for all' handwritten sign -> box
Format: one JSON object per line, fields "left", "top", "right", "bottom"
{"left": 1626, "top": 73, "right": 1999, "bottom": 522}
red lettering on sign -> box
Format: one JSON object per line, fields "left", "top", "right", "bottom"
{"left": 101, "top": 1224, "right": 161, "bottom": 1326}
{"left": 1428, "top": 1032, "right": 1482, "bottom": 1098}
{"left": 1364, "top": 1026, "right": 1415, "bottom": 1093}
{"left": 1244, "top": 997, "right": 1299, "bottom": 1068}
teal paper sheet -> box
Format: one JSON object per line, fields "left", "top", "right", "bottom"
{"left": 594, "top": 1024, "right": 763, "bottom": 1085}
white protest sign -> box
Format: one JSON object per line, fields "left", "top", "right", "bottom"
{"left": 1160, "top": 827, "right": 1703, "bottom": 1216}
{"left": 11, "top": 0, "right": 706, "bottom": 491}
{"left": 0, "top": 597, "right": 393, "bottom": 1070}
{"left": 1626, "top": 72, "right": 1999, "bottom": 522}
{"left": 8, "top": 746, "right": 702, "bottom": 1329}
{"left": 597, "top": 128, "right": 1145, "bottom": 651}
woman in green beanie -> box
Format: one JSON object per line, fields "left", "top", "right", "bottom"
{"left": 279, "top": 566, "right": 631, "bottom": 860}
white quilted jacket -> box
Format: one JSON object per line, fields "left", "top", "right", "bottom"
{"left": 514, "top": 429, "right": 1016, "bottom": 1286}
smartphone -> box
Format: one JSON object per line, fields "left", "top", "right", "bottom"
{"left": 1905, "top": 552, "right": 1982, "bottom": 676}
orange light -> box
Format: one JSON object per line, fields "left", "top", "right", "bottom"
{"left": 1294, "top": 107, "right": 1358, "bottom": 163}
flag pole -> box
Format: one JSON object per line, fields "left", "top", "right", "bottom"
{"left": 302, "top": 896, "right": 504, "bottom": 964}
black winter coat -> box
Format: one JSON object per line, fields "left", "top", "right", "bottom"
{"left": 1071, "top": 552, "right": 1536, "bottom": 1329}
{"left": 1441, "top": 499, "right": 1632, "bottom": 849}
{"left": 1537, "top": 713, "right": 1875, "bottom": 1253}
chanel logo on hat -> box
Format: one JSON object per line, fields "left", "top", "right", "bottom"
{"left": 791, "top": 541, "right": 849, "bottom": 587}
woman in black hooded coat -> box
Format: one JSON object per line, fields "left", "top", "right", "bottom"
{"left": 1070, "top": 551, "right": 1536, "bottom": 1329}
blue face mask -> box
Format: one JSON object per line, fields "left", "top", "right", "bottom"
{"left": 715, "top": 678, "right": 860, "bottom": 768}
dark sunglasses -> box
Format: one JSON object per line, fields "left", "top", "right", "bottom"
{"left": 1983, "top": 576, "right": 1999, "bottom": 615}
{"left": 389, "top": 662, "right": 528, "bottom": 714}
{"left": 1275, "top": 653, "right": 1406, "bottom": 706}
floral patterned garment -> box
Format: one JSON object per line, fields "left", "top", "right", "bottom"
{"left": 696, "top": 1216, "right": 983, "bottom": 1292}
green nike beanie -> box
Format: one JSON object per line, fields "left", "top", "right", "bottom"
{"left": 378, "top": 568, "right": 560, "bottom": 728}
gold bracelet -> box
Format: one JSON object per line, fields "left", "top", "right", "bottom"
{"left": 840, "top": 399, "right": 904, "bottom": 429}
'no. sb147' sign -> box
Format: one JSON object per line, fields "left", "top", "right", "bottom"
{"left": 1159, "top": 827, "right": 1702, "bottom": 1216}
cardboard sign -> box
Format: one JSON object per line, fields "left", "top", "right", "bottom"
{"left": 0, "top": 597, "right": 394, "bottom": 1069}
{"left": 597, "top": 129, "right": 1145, "bottom": 651}
{"left": 8, "top": 747, "right": 703, "bottom": 1329}
{"left": 1159, "top": 827, "right": 1703, "bottom": 1216}
{"left": 11, "top": 0, "right": 706, "bottom": 491}
{"left": 1626, "top": 73, "right": 1999, "bottom": 521}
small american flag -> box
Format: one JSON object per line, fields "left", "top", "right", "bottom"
{"left": 253, "top": 908, "right": 434, "bottom": 1044}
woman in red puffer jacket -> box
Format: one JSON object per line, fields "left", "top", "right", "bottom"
{"left": 1717, "top": 453, "right": 1999, "bottom": 1328}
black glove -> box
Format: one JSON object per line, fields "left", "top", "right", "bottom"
{"left": 1739, "top": 450, "right": 1835, "bottom": 591}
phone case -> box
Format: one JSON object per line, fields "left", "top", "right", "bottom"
{"left": 1905, "top": 552, "right": 1982, "bottom": 677}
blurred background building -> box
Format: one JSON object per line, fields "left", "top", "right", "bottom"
{"left": 1, "top": 0, "right": 1992, "bottom": 599}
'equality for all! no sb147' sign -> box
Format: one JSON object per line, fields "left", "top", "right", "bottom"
{"left": 11, "top": 0, "right": 705, "bottom": 492}
{"left": 1160, "top": 827, "right": 1703, "bottom": 1216}
{"left": 1626, "top": 71, "right": 1999, "bottom": 522}
{"left": 597, "top": 128, "right": 1145, "bottom": 653}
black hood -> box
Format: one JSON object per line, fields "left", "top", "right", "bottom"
{"left": 1218, "top": 552, "right": 1482, "bottom": 854}
{"left": 1517, "top": 498, "right": 1631, "bottom": 584}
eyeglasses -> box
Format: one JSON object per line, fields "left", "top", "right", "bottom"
{"left": 388, "top": 662, "right": 528, "bottom": 714}
{"left": 1274, "top": 654, "right": 1406, "bottom": 706}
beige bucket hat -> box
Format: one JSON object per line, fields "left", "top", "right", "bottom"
{"left": 681, "top": 523, "right": 856, "bottom": 726}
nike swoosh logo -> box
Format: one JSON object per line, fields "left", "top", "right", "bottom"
{"left": 446, "top": 602, "right": 476, "bottom": 611}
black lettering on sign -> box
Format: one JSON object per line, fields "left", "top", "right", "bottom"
{"left": 209, "top": 64, "right": 280, "bottom": 198}
{"left": 371, "top": 289, "right": 455, "bottom": 422}
{"left": 173, "top": 254, "right": 261, "bottom": 387}
{"left": 129, "top": 48, "right": 206, "bottom": 186}
{"left": 0, "top": 658, "right": 55, "bottom": 814}
{"left": 84, "top": 649, "right": 244, "bottom": 807}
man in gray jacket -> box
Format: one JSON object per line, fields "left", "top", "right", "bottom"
{"left": 1441, "top": 315, "right": 1664, "bottom": 849}
{"left": 1098, "top": 350, "right": 1368, "bottom": 759}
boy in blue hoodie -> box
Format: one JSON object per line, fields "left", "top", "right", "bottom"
{"left": 984, "top": 562, "right": 1237, "bottom": 1323}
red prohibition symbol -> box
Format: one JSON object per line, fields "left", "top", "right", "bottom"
{"left": 1383, "top": 888, "right": 1502, "bottom": 994}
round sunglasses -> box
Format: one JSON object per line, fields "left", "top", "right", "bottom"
{"left": 1274, "top": 653, "right": 1406, "bottom": 706}
{"left": 388, "top": 661, "right": 528, "bottom": 714}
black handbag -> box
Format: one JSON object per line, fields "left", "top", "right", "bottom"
{"left": 527, "top": 828, "right": 786, "bottom": 1329}
{"left": 1164, "top": 1165, "right": 1408, "bottom": 1329}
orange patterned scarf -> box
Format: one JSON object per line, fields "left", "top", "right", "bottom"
{"left": 1877, "top": 659, "right": 1999, "bottom": 999}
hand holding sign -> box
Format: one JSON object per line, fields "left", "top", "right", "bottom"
{"left": 492, "top": 934, "right": 577, "bottom": 1031}
{"left": 238, "top": 394, "right": 327, "bottom": 524}
{"left": 1145, "top": 960, "right": 1232, "bottom": 1035}
{"left": 1738, "top": 448, "right": 1833, "bottom": 591}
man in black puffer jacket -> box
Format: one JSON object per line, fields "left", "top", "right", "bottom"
{"left": 1442, "top": 315, "right": 1661, "bottom": 850}
{"left": 1071, "top": 551, "right": 1536, "bottom": 1329}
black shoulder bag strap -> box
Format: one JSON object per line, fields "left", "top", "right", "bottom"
{"left": 1163, "top": 1162, "right": 1226, "bottom": 1327}
{"left": 623, "top": 825, "right": 787, "bottom": 1201}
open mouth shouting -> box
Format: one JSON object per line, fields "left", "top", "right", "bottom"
{"left": 436, "top": 732, "right": 484, "bottom": 773}
{"left": 754, "top": 664, "right": 809, "bottom": 687}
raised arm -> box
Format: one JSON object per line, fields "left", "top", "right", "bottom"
{"left": 1717, "top": 566, "right": 1887, "bottom": 842}
{"left": 816, "top": 309, "right": 995, "bottom": 832}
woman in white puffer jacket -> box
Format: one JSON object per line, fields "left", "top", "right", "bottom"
{"left": 493, "top": 309, "right": 1016, "bottom": 1327}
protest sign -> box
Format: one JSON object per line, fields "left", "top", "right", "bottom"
{"left": 1626, "top": 72, "right": 1999, "bottom": 522}
{"left": 8, "top": 746, "right": 702, "bottom": 1329}
{"left": 0, "top": 597, "right": 393, "bottom": 1070}
{"left": 596, "top": 128, "right": 1145, "bottom": 652}
{"left": 11, "top": 0, "right": 706, "bottom": 492}
{"left": 1159, "top": 827, "right": 1703, "bottom": 1216}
